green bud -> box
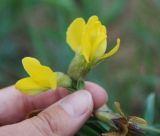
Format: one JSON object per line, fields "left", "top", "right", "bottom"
{"left": 55, "top": 72, "right": 72, "bottom": 88}
{"left": 67, "top": 54, "right": 90, "bottom": 80}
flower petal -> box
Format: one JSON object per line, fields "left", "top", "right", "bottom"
{"left": 87, "top": 15, "right": 99, "bottom": 25}
{"left": 15, "top": 77, "right": 47, "bottom": 95}
{"left": 81, "top": 29, "right": 91, "bottom": 63}
{"left": 100, "top": 38, "right": 120, "bottom": 60}
{"left": 92, "top": 38, "right": 107, "bottom": 60}
{"left": 84, "top": 15, "right": 107, "bottom": 62}
{"left": 22, "top": 57, "right": 57, "bottom": 89}
{"left": 66, "top": 18, "right": 85, "bottom": 52}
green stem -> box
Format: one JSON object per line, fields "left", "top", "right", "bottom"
{"left": 139, "top": 125, "right": 160, "bottom": 134}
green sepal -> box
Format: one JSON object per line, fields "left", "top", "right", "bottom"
{"left": 55, "top": 72, "right": 72, "bottom": 88}
{"left": 67, "top": 54, "right": 90, "bottom": 80}
{"left": 76, "top": 79, "right": 85, "bottom": 90}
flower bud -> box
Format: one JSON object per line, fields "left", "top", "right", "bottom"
{"left": 55, "top": 72, "right": 72, "bottom": 88}
{"left": 67, "top": 54, "right": 90, "bottom": 80}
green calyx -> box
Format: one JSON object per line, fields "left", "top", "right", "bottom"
{"left": 55, "top": 72, "right": 72, "bottom": 88}
{"left": 67, "top": 54, "right": 91, "bottom": 81}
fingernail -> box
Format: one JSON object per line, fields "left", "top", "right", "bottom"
{"left": 60, "top": 90, "right": 93, "bottom": 117}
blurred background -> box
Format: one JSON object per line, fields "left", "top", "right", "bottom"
{"left": 0, "top": 0, "right": 159, "bottom": 134}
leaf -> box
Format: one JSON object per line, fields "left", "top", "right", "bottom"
{"left": 78, "top": 125, "right": 101, "bottom": 136}
{"left": 144, "top": 93, "right": 155, "bottom": 125}
{"left": 97, "top": 121, "right": 110, "bottom": 131}
{"left": 95, "top": 110, "right": 118, "bottom": 129}
{"left": 77, "top": 79, "right": 85, "bottom": 90}
{"left": 86, "top": 117, "right": 110, "bottom": 133}
{"left": 139, "top": 125, "right": 160, "bottom": 134}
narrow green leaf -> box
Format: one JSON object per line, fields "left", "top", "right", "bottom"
{"left": 97, "top": 121, "right": 110, "bottom": 131}
{"left": 139, "top": 125, "right": 160, "bottom": 134}
{"left": 78, "top": 125, "right": 101, "bottom": 136}
{"left": 77, "top": 79, "right": 85, "bottom": 90}
{"left": 144, "top": 93, "right": 155, "bottom": 124}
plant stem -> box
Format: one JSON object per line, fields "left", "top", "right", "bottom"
{"left": 139, "top": 125, "right": 160, "bottom": 134}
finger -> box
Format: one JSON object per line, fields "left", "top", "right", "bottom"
{"left": 0, "top": 86, "right": 68, "bottom": 125}
{"left": 0, "top": 90, "right": 94, "bottom": 136}
{"left": 0, "top": 82, "right": 107, "bottom": 125}
{"left": 85, "top": 81, "right": 108, "bottom": 109}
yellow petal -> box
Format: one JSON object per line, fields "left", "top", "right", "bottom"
{"left": 87, "top": 15, "right": 99, "bottom": 25}
{"left": 22, "top": 57, "right": 57, "bottom": 89}
{"left": 66, "top": 18, "right": 85, "bottom": 52}
{"left": 85, "top": 16, "right": 107, "bottom": 61}
{"left": 15, "top": 77, "right": 47, "bottom": 95}
{"left": 100, "top": 38, "right": 120, "bottom": 60}
{"left": 92, "top": 38, "right": 107, "bottom": 60}
{"left": 66, "top": 16, "right": 108, "bottom": 63}
{"left": 22, "top": 57, "right": 40, "bottom": 65}
{"left": 81, "top": 29, "right": 91, "bottom": 63}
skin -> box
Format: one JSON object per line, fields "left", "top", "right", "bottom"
{"left": 0, "top": 81, "right": 107, "bottom": 136}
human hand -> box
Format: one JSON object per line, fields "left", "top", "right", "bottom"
{"left": 0, "top": 81, "right": 107, "bottom": 136}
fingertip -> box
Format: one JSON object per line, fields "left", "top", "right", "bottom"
{"left": 85, "top": 81, "right": 108, "bottom": 109}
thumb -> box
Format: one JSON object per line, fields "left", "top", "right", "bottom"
{"left": 0, "top": 90, "right": 93, "bottom": 136}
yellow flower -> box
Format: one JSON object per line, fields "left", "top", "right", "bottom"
{"left": 15, "top": 57, "right": 57, "bottom": 95}
{"left": 66, "top": 15, "right": 120, "bottom": 63}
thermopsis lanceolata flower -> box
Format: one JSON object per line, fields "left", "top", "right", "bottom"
{"left": 66, "top": 15, "right": 120, "bottom": 64}
{"left": 15, "top": 57, "right": 57, "bottom": 95}
{"left": 67, "top": 15, "right": 120, "bottom": 80}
